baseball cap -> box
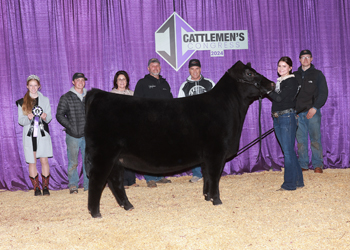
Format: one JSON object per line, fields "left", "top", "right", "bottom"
{"left": 299, "top": 49, "right": 312, "bottom": 58}
{"left": 189, "top": 59, "right": 201, "bottom": 68}
{"left": 72, "top": 73, "right": 87, "bottom": 81}
{"left": 148, "top": 58, "right": 160, "bottom": 66}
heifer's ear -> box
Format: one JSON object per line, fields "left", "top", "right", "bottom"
{"left": 246, "top": 62, "right": 252, "bottom": 68}
{"left": 233, "top": 60, "right": 244, "bottom": 68}
{"left": 229, "top": 61, "right": 243, "bottom": 75}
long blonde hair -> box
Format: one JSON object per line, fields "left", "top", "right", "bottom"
{"left": 22, "top": 77, "right": 41, "bottom": 115}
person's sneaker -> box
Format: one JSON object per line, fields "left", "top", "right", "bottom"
{"left": 189, "top": 176, "right": 202, "bottom": 183}
{"left": 156, "top": 178, "right": 171, "bottom": 184}
{"left": 69, "top": 186, "right": 78, "bottom": 194}
{"left": 147, "top": 180, "right": 157, "bottom": 188}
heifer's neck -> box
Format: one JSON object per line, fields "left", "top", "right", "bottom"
{"left": 213, "top": 73, "right": 260, "bottom": 157}
{"left": 216, "top": 72, "right": 257, "bottom": 111}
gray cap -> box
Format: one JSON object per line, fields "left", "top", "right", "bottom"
{"left": 148, "top": 58, "right": 160, "bottom": 66}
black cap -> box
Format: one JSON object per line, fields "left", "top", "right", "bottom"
{"left": 189, "top": 59, "right": 201, "bottom": 68}
{"left": 148, "top": 58, "right": 160, "bottom": 66}
{"left": 299, "top": 49, "right": 312, "bottom": 58}
{"left": 72, "top": 73, "right": 87, "bottom": 81}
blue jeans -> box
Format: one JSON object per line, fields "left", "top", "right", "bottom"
{"left": 192, "top": 166, "right": 202, "bottom": 178}
{"left": 66, "top": 134, "right": 89, "bottom": 190}
{"left": 144, "top": 175, "right": 164, "bottom": 182}
{"left": 273, "top": 111, "right": 304, "bottom": 190}
{"left": 296, "top": 110, "right": 324, "bottom": 170}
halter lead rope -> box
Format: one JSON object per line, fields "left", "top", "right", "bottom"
{"left": 256, "top": 96, "right": 263, "bottom": 162}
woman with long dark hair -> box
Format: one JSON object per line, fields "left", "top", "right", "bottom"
{"left": 269, "top": 57, "right": 304, "bottom": 191}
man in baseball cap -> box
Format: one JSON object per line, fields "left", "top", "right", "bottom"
{"left": 56, "top": 72, "right": 89, "bottom": 194}
{"left": 134, "top": 58, "right": 173, "bottom": 187}
{"left": 178, "top": 59, "right": 215, "bottom": 182}
{"left": 294, "top": 49, "right": 328, "bottom": 174}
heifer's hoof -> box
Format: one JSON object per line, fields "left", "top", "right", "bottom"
{"left": 125, "top": 205, "right": 134, "bottom": 211}
{"left": 89, "top": 206, "right": 102, "bottom": 218}
{"left": 123, "top": 203, "right": 134, "bottom": 211}
{"left": 90, "top": 212, "right": 102, "bottom": 218}
{"left": 212, "top": 199, "right": 223, "bottom": 205}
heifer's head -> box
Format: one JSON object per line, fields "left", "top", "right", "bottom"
{"left": 227, "top": 61, "right": 275, "bottom": 99}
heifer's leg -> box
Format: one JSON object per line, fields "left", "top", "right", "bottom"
{"left": 88, "top": 154, "right": 115, "bottom": 218}
{"left": 201, "top": 157, "right": 225, "bottom": 205}
{"left": 201, "top": 165, "right": 210, "bottom": 200}
{"left": 88, "top": 169, "right": 109, "bottom": 218}
{"left": 107, "top": 160, "right": 134, "bottom": 211}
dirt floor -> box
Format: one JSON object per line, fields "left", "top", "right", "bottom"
{"left": 1, "top": 168, "right": 350, "bottom": 250}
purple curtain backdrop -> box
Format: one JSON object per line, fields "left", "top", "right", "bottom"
{"left": 1, "top": 0, "right": 349, "bottom": 190}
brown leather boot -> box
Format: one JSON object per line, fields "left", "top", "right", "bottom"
{"left": 41, "top": 174, "right": 50, "bottom": 196}
{"left": 29, "top": 174, "right": 42, "bottom": 196}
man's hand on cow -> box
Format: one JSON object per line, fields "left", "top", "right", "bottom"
{"left": 306, "top": 108, "right": 316, "bottom": 119}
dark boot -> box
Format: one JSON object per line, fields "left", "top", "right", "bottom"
{"left": 29, "top": 175, "right": 42, "bottom": 196}
{"left": 41, "top": 174, "right": 50, "bottom": 196}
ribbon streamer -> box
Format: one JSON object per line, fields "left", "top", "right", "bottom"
{"left": 27, "top": 116, "right": 46, "bottom": 137}
{"left": 33, "top": 116, "right": 39, "bottom": 137}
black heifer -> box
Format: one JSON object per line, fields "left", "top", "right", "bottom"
{"left": 85, "top": 61, "right": 274, "bottom": 218}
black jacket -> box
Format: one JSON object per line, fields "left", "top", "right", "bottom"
{"left": 269, "top": 76, "right": 299, "bottom": 112}
{"left": 56, "top": 90, "right": 86, "bottom": 138}
{"left": 134, "top": 74, "right": 173, "bottom": 99}
{"left": 294, "top": 64, "right": 328, "bottom": 113}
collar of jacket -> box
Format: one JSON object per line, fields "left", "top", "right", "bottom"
{"left": 187, "top": 74, "right": 203, "bottom": 83}
{"left": 277, "top": 74, "right": 295, "bottom": 83}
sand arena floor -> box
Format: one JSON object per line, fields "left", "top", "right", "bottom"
{"left": 1, "top": 168, "right": 350, "bottom": 249}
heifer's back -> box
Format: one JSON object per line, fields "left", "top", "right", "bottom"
{"left": 85, "top": 60, "right": 274, "bottom": 218}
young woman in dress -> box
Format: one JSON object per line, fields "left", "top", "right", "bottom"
{"left": 17, "top": 75, "right": 53, "bottom": 196}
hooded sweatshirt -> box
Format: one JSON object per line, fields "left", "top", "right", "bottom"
{"left": 178, "top": 75, "right": 215, "bottom": 98}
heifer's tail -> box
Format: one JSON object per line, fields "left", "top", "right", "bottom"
{"left": 85, "top": 88, "right": 104, "bottom": 116}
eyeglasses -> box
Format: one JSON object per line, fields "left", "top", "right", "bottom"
{"left": 117, "top": 78, "right": 126, "bottom": 81}
{"left": 300, "top": 56, "right": 311, "bottom": 60}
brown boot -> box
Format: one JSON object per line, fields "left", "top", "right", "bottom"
{"left": 29, "top": 174, "right": 42, "bottom": 196}
{"left": 41, "top": 174, "right": 50, "bottom": 196}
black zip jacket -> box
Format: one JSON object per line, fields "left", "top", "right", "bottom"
{"left": 134, "top": 74, "right": 173, "bottom": 99}
{"left": 294, "top": 64, "right": 328, "bottom": 114}
{"left": 56, "top": 91, "right": 86, "bottom": 138}
{"left": 269, "top": 77, "right": 299, "bottom": 112}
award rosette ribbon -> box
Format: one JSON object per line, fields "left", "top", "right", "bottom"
{"left": 27, "top": 105, "right": 46, "bottom": 137}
